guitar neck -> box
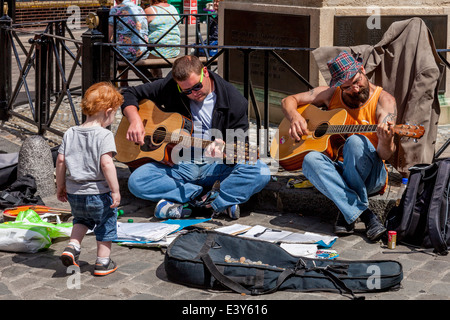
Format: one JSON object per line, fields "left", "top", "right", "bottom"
{"left": 326, "top": 124, "right": 378, "bottom": 135}
{"left": 168, "top": 132, "right": 213, "bottom": 149}
{"left": 165, "top": 130, "right": 258, "bottom": 163}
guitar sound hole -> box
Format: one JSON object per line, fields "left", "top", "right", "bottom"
{"left": 314, "top": 123, "right": 328, "bottom": 138}
{"left": 139, "top": 127, "right": 166, "bottom": 152}
{"left": 152, "top": 127, "right": 166, "bottom": 144}
{"left": 140, "top": 136, "right": 153, "bottom": 152}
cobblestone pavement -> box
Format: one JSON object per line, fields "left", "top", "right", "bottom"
{"left": 0, "top": 120, "right": 448, "bottom": 307}
{"left": 0, "top": 26, "right": 448, "bottom": 311}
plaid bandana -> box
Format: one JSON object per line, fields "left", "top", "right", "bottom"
{"left": 327, "top": 51, "right": 363, "bottom": 88}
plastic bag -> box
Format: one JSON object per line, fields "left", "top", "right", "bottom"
{"left": 0, "top": 209, "right": 72, "bottom": 253}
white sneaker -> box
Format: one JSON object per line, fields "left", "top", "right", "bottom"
{"left": 154, "top": 199, "right": 192, "bottom": 219}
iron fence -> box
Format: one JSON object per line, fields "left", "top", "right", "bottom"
{"left": 0, "top": 3, "right": 448, "bottom": 157}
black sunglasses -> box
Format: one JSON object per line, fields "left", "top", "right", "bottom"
{"left": 177, "top": 69, "right": 204, "bottom": 95}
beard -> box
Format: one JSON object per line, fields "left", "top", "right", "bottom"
{"left": 345, "top": 85, "right": 370, "bottom": 108}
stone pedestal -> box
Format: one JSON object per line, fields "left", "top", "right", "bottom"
{"left": 17, "top": 135, "right": 55, "bottom": 198}
{"left": 219, "top": 0, "right": 450, "bottom": 124}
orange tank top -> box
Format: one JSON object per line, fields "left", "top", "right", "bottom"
{"left": 328, "top": 85, "right": 382, "bottom": 149}
{"left": 327, "top": 86, "right": 388, "bottom": 193}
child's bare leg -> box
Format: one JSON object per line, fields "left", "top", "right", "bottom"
{"left": 69, "top": 223, "right": 89, "bottom": 247}
{"left": 61, "top": 223, "right": 88, "bottom": 267}
{"left": 97, "top": 241, "right": 112, "bottom": 259}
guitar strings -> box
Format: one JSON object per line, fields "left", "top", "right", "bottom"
{"left": 147, "top": 129, "right": 256, "bottom": 159}
{"left": 148, "top": 128, "right": 255, "bottom": 150}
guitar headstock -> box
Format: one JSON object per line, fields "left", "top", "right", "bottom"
{"left": 393, "top": 124, "right": 425, "bottom": 139}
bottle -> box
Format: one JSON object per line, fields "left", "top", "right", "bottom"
{"left": 395, "top": 178, "right": 408, "bottom": 206}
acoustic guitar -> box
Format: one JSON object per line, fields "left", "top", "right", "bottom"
{"left": 115, "top": 100, "right": 258, "bottom": 167}
{"left": 270, "top": 104, "right": 425, "bottom": 171}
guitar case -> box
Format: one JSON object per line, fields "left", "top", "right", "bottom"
{"left": 165, "top": 230, "right": 403, "bottom": 299}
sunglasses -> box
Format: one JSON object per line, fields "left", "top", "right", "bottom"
{"left": 177, "top": 69, "right": 204, "bottom": 95}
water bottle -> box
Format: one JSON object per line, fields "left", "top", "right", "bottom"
{"left": 396, "top": 178, "right": 408, "bottom": 206}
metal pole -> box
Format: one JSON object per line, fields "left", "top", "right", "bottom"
{"left": 97, "top": 4, "right": 111, "bottom": 82}
{"left": 242, "top": 49, "right": 250, "bottom": 100}
{"left": 0, "top": 7, "right": 12, "bottom": 121}
{"left": 264, "top": 50, "right": 269, "bottom": 156}
{"left": 33, "top": 34, "right": 49, "bottom": 134}
{"left": 81, "top": 27, "right": 103, "bottom": 121}
{"left": 6, "top": 0, "right": 14, "bottom": 22}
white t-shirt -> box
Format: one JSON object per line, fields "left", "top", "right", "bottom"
{"left": 189, "top": 92, "right": 217, "bottom": 163}
{"left": 190, "top": 91, "right": 216, "bottom": 140}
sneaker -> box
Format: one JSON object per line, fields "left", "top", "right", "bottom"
{"left": 191, "top": 180, "right": 220, "bottom": 208}
{"left": 227, "top": 204, "right": 240, "bottom": 220}
{"left": 94, "top": 259, "right": 117, "bottom": 276}
{"left": 212, "top": 204, "right": 240, "bottom": 220}
{"left": 154, "top": 199, "right": 192, "bottom": 219}
{"left": 60, "top": 245, "right": 80, "bottom": 267}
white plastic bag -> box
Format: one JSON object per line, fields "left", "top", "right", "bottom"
{"left": 0, "top": 224, "right": 52, "bottom": 253}
{"left": 0, "top": 209, "right": 72, "bottom": 253}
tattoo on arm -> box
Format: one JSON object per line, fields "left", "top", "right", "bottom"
{"left": 382, "top": 112, "right": 397, "bottom": 124}
{"left": 308, "top": 88, "right": 315, "bottom": 96}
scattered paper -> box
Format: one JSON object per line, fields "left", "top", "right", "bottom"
{"left": 280, "top": 243, "right": 318, "bottom": 258}
{"left": 114, "top": 218, "right": 211, "bottom": 247}
{"left": 116, "top": 222, "right": 180, "bottom": 242}
{"left": 213, "top": 224, "right": 253, "bottom": 236}
{"left": 215, "top": 224, "right": 337, "bottom": 246}
{"left": 239, "top": 225, "right": 293, "bottom": 242}
{"left": 214, "top": 224, "right": 339, "bottom": 259}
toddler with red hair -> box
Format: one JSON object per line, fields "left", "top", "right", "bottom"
{"left": 56, "top": 82, "right": 123, "bottom": 276}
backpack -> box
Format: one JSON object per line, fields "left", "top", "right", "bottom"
{"left": 0, "top": 174, "right": 45, "bottom": 209}
{"left": 0, "top": 152, "right": 19, "bottom": 190}
{"left": 385, "top": 158, "right": 450, "bottom": 255}
{"left": 165, "top": 230, "right": 403, "bottom": 299}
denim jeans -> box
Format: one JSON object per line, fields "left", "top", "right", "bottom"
{"left": 128, "top": 160, "right": 271, "bottom": 212}
{"left": 302, "top": 135, "right": 387, "bottom": 224}
{"left": 67, "top": 193, "right": 117, "bottom": 242}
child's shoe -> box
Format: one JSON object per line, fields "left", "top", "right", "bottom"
{"left": 60, "top": 244, "right": 80, "bottom": 267}
{"left": 94, "top": 259, "right": 117, "bottom": 276}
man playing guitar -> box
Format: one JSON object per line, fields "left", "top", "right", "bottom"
{"left": 282, "top": 51, "right": 397, "bottom": 242}
{"left": 120, "top": 55, "right": 270, "bottom": 220}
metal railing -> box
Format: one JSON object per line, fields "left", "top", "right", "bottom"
{"left": 0, "top": 4, "right": 448, "bottom": 157}
{"left": 0, "top": 16, "right": 83, "bottom": 136}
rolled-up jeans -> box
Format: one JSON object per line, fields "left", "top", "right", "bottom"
{"left": 128, "top": 160, "right": 271, "bottom": 212}
{"left": 302, "top": 134, "right": 387, "bottom": 224}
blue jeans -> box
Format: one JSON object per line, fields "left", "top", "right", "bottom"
{"left": 302, "top": 135, "right": 387, "bottom": 224}
{"left": 128, "top": 160, "right": 271, "bottom": 212}
{"left": 67, "top": 193, "right": 117, "bottom": 242}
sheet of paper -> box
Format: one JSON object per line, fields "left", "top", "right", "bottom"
{"left": 278, "top": 231, "right": 336, "bottom": 246}
{"left": 116, "top": 222, "right": 180, "bottom": 242}
{"left": 239, "top": 225, "right": 293, "bottom": 242}
{"left": 280, "top": 243, "right": 318, "bottom": 258}
{"left": 215, "top": 224, "right": 252, "bottom": 235}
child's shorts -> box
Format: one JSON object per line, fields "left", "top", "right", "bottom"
{"left": 67, "top": 192, "right": 117, "bottom": 242}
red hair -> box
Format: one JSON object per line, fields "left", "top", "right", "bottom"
{"left": 81, "top": 82, "right": 124, "bottom": 116}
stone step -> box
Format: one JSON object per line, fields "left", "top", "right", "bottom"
{"left": 115, "top": 163, "right": 403, "bottom": 222}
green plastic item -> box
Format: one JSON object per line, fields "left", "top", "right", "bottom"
{"left": 0, "top": 209, "right": 72, "bottom": 253}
